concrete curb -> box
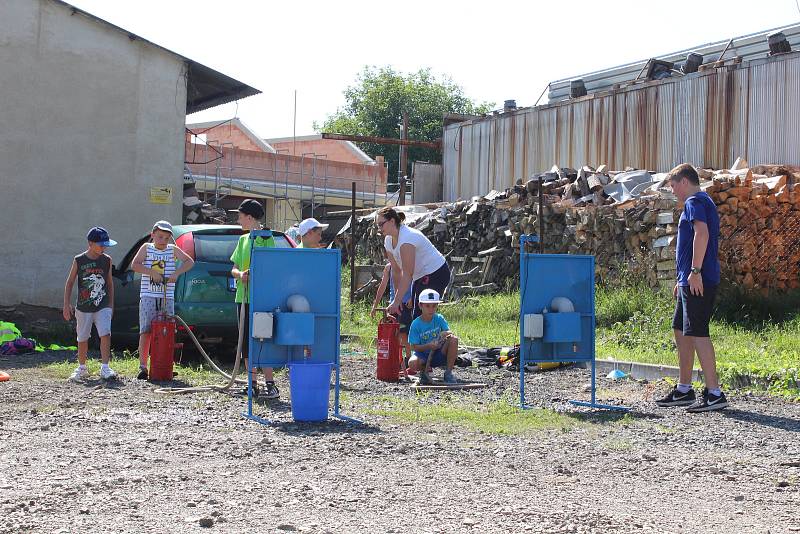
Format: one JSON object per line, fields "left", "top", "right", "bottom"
{"left": 579, "top": 359, "right": 703, "bottom": 382}
{"left": 341, "top": 335, "right": 703, "bottom": 383}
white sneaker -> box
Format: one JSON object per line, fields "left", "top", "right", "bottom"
{"left": 100, "top": 366, "right": 117, "bottom": 380}
{"left": 69, "top": 367, "right": 89, "bottom": 382}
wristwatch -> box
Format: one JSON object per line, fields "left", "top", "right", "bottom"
{"left": 690, "top": 267, "right": 702, "bottom": 275}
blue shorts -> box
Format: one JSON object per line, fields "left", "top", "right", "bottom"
{"left": 412, "top": 349, "right": 447, "bottom": 368}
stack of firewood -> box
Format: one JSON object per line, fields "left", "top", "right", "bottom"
{"left": 351, "top": 162, "right": 799, "bottom": 295}
{"left": 706, "top": 165, "right": 800, "bottom": 292}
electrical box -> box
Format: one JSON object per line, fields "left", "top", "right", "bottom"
{"left": 523, "top": 314, "right": 544, "bottom": 338}
{"left": 252, "top": 312, "right": 273, "bottom": 340}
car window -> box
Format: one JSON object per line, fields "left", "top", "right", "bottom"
{"left": 193, "top": 233, "right": 293, "bottom": 262}
{"left": 271, "top": 235, "right": 292, "bottom": 249}
{"left": 193, "top": 234, "right": 241, "bottom": 263}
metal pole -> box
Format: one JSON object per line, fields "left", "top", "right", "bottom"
{"left": 311, "top": 154, "right": 316, "bottom": 216}
{"left": 717, "top": 38, "right": 734, "bottom": 62}
{"left": 350, "top": 182, "right": 356, "bottom": 311}
{"left": 534, "top": 82, "right": 551, "bottom": 107}
{"left": 398, "top": 112, "right": 408, "bottom": 206}
{"left": 539, "top": 179, "right": 545, "bottom": 254}
{"left": 293, "top": 89, "right": 297, "bottom": 156}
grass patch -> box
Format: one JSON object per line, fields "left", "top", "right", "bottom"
{"left": 363, "top": 394, "right": 582, "bottom": 435}
{"left": 603, "top": 438, "right": 634, "bottom": 451}
{"left": 42, "top": 350, "right": 219, "bottom": 385}
{"left": 342, "top": 265, "right": 800, "bottom": 397}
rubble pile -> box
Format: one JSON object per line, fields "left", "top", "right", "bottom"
{"left": 354, "top": 159, "right": 800, "bottom": 294}
{"left": 182, "top": 181, "right": 227, "bottom": 224}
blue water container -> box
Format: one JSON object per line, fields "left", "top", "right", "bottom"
{"left": 288, "top": 362, "right": 332, "bottom": 421}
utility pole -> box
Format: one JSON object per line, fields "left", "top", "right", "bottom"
{"left": 292, "top": 90, "right": 297, "bottom": 156}
{"left": 397, "top": 112, "right": 408, "bottom": 206}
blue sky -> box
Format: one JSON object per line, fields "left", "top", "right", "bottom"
{"left": 69, "top": 0, "right": 799, "bottom": 139}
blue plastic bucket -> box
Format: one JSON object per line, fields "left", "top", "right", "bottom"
{"left": 288, "top": 362, "right": 333, "bottom": 422}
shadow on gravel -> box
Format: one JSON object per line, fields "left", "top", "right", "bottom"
{"left": 77, "top": 377, "right": 127, "bottom": 391}
{"left": 722, "top": 409, "right": 800, "bottom": 432}
{"left": 0, "top": 351, "right": 73, "bottom": 370}
{"left": 272, "top": 418, "right": 381, "bottom": 436}
{"left": 567, "top": 409, "right": 664, "bottom": 425}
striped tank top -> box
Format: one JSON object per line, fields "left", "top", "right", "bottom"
{"left": 140, "top": 244, "right": 177, "bottom": 300}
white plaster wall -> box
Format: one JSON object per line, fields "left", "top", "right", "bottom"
{"left": 0, "top": 0, "right": 186, "bottom": 306}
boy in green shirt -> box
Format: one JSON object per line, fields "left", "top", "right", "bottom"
{"left": 230, "top": 199, "right": 279, "bottom": 399}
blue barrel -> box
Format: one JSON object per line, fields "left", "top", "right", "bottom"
{"left": 288, "top": 362, "right": 332, "bottom": 421}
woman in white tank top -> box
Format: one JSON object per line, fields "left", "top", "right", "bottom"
{"left": 377, "top": 207, "right": 450, "bottom": 319}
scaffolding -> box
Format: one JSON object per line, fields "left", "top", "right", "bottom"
{"left": 185, "top": 134, "right": 389, "bottom": 232}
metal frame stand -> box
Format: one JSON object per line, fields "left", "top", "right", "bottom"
{"left": 241, "top": 230, "right": 362, "bottom": 426}
{"left": 518, "top": 235, "right": 628, "bottom": 412}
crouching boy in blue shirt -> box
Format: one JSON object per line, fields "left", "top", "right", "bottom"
{"left": 407, "top": 289, "right": 458, "bottom": 385}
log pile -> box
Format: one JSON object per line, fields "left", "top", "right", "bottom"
{"left": 352, "top": 161, "right": 800, "bottom": 295}
{"left": 706, "top": 164, "right": 800, "bottom": 293}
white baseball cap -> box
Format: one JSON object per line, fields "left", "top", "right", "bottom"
{"left": 418, "top": 289, "right": 442, "bottom": 304}
{"left": 299, "top": 218, "right": 329, "bottom": 236}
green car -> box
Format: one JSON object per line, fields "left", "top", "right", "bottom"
{"left": 111, "top": 224, "right": 296, "bottom": 348}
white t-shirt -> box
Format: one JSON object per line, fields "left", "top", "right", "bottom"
{"left": 384, "top": 225, "right": 446, "bottom": 282}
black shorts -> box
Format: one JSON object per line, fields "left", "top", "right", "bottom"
{"left": 391, "top": 301, "right": 413, "bottom": 333}
{"left": 411, "top": 263, "right": 451, "bottom": 319}
{"left": 672, "top": 284, "right": 717, "bottom": 337}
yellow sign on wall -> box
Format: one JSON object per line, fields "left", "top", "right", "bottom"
{"left": 149, "top": 187, "right": 173, "bottom": 204}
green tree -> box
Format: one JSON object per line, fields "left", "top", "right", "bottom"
{"left": 317, "top": 66, "right": 493, "bottom": 185}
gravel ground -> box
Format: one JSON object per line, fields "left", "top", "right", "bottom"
{"left": 1, "top": 350, "right": 798, "bottom": 534}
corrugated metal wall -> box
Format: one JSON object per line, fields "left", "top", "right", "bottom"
{"left": 443, "top": 52, "right": 800, "bottom": 201}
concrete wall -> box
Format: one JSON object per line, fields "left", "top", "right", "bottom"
{"left": 0, "top": 0, "right": 186, "bottom": 306}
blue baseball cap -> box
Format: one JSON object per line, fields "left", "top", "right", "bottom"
{"left": 86, "top": 227, "right": 117, "bottom": 247}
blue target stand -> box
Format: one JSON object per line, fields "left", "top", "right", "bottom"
{"left": 242, "top": 230, "right": 361, "bottom": 426}
{"left": 519, "top": 235, "right": 628, "bottom": 411}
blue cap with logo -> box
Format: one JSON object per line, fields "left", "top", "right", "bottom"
{"left": 86, "top": 227, "right": 117, "bottom": 247}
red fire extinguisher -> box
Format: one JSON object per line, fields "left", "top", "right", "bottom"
{"left": 150, "top": 311, "right": 177, "bottom": 381}
{"left": 377, "top": 315, "right": 402, "bottom": 382}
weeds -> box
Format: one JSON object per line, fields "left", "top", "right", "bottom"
{"left": 42, "top": 349, "right": 219, "bottom": 385}
{"left": 343, "top": 265, "right": 800, "bottom": 397}
{"left": 363, "top": 394, "right": 583, "bottom": 435}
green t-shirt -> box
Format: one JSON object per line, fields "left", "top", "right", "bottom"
{"left": 230, "top": 232, "right": 275, "bottom": 303}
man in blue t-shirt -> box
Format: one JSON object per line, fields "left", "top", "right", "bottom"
{"left": 656, "top": 163, "right": 728, "bottom": 413}
{"left": 407, "top": 289, "right": 459, "bottom": 385}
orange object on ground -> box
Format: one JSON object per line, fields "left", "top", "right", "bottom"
{"left": 0, "top": 371, "right": 10, "bottom": 382}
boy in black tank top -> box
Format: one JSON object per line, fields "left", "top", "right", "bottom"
{"left": 62, "top": 227, "right": 118, "bottom": 382}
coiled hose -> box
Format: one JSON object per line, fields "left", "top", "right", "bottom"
{"left": 154, "top": 302, "right": 249, "bottom": 395}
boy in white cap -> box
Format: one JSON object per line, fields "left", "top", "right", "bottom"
{"left": 297, "top": 218, "right": 329, "bottom": 248}
{"left": 407, "top": 289, "right": 459, "bottom": 384}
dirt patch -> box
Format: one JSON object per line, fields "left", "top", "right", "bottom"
{"left": 0, "top": 303, "right": 74, "bottom": 346}
{"left": 1, "top": 350, "right": 798, "bottom": 533}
